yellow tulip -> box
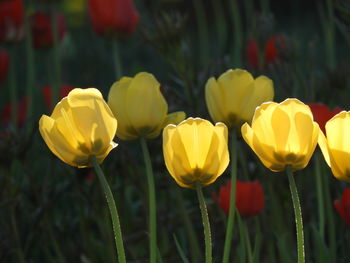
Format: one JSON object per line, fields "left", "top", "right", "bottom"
{"left": 205, "top": 69, "right": 274, "bottom": 129}
{"left": 318, "top": 111, "right": 350, "bottom": 182}
{"left": 108, "top": 72, "right": 185, "bottom": 140}
{"left": 39, "top": 88, "right": 118, "bottom": 168}
{"left": 241, "top": 98, "right": 320, "bottom": 172}
{"left": 163, "top": 117, "right": 229, "bottom": 188}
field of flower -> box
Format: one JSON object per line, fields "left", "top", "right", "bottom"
{"left": 1, "top": 0, "right": 350, "bottom": 262}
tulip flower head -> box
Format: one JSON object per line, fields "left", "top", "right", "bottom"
{"left": 318, "top": 111, "right": 350, "bottom": 182}
{"left": 308, "top": 103, "right": 342, "bottom": 134}
{"left": 88, "top": 0, "right": 139, "bottom": 37}
{"left": 163, "top": 117, "right": 229, "bottom": 188}
{"left": 241, "top": 98, "right": 320, "bottom": 172}
{"left": 108, "top": 72, "right": 185, "bottom": 140}
{"left": 39, "top": 88, "right": 118, "bottom": 168}
{"left": 205, "top": 69, "right": 274, "bottom": 129}
{"left": 0, "top": 0, "right": 24, "bottom": 43}
{"left": 334, "top": 188, "right": 350, "bottom": 227}
{"left": 214, "top": 180, "right": 265, "bottom": 217}
{"left": 30, "top": 12, "right": 66, "bottom": 49}
{"left": 246, "top": 35, "right": 287, "bottom": 68}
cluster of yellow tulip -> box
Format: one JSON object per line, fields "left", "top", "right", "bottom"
{"left": 38, "top": 68, "right": 350, "bottom": 263}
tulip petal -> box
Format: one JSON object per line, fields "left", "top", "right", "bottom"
{"left": 108, "top": 77, "right": 138, "bottom": 140}
{"left": 317, "top": 128, "right": 331, "bottom": 167}
{"left": 205, "top": 77, "right": 226, "bottom": 123}
{"left": 39, "top": 115, "right": 88, "bottom": 167}
{"left": 218, "top": 69, "right": 254, "bottom": 118}
{"left": 239, "top": 75, "right": 274, "bottom": 123}
{"left": 126, "top": 72, "right": 167, "bottom": 134}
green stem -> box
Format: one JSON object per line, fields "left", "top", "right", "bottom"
{"left": 315, "top": 152, "right": 325, "bottom": 239}
{"left": 112, "top": 40, "right": 122, "bottom": 80}
{"left": 90, "top": 155, "right": 126, "bottom": 263}
{"left": 10, "top": 207, "right": 26, "bottom": 263}
{"left": 140, "top": 138, "right": 157, "bottom": 263}
{"left": 212, "top": 0, "right": 227, "bottom": 55}
{"left": 286, "top": 165, "right": 305, "bottom": 263}
{"left": 9, "top": 47, "right": 18, "bottom": 127}
{"left": 25, "top": 13, "right": 35, "bottom": 123}
{"left": 323, "top": 165, "right": 336, "bottom": 262}
{"left": 325, "top": 0, "right": 335, "bottom": 69}
{"left": 51, "top": 8, "right": 61, "bottom": 104}
{"left": 230, "top": 0, "right": 243, "bottom": 67}
{"left": 243, "top": 221, "right": 253, "bottom": 263}
{"left": 174, "top": 186, "right": 201, "bottom": 262}
{"left": 222, "top": 128, "right": 238, "bottom": 263}
{"left": 193, "top": 0, "right": 209, "bottom": 67}
{"left": 196, "top": 183, "right": 212, "bottom": 263}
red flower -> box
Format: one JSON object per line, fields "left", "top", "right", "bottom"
{"left": 213, "top": 180, "right": 265, "bottom": 217}
{"left": 1, "top": 96, "right": 28, "bottom": 127}
{"left": 246, "top": 35, "right": 286, "bottom": 68}
{"left": 0, "top": 50, "right": 9, "bottom": 82}
{"left": 88, "top": 0, "right": 140, "bottom": 37}
{"left": 334, "top": 188, "right": 350, "bottom": 227}
{"left": 30, "top": 12, "right": 66, "bottom": 49}
{"left": 0, "top": 0, "right": 24, "bottom": 43}
{"left": 42, "top": 84, "right": 74, "bottom": 110}
{"left": 308, "top": 103, "right": 342, "bottom": 134}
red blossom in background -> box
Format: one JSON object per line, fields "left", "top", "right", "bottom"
{"left": 334, "top": 188, "right": 350, "bottom": 227}
{"left": 246, "top": 35, "right": 286, "bottom": 68}
{"left": 88, "top": 0, "right": 140, "bottom": 37}
{"left": 0, "top": 50, "right": 9, "bottom": 82}
{"left": 0, "top": 0, "right": 24, "bottom": 43}
{"left": 30, "top": 12, "right": 66, "bottom": 49}
{"left": 213, "top": 180, "right": 265, "bottom": 217}
{"left": 308, "top": 103, "right": 342, "bottom": 134}
{"left": 42, "top": 84, "right": 74, "bottom": 110}
{"left": 1, "top": 96, "right": 28, "bottom": 127}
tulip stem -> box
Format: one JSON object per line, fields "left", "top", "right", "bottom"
{"left": 112, "top": 40, "right": 122, "bottom": 79}
{"left": 222, "top": 128, "right": 238, "bottom": 263}
{"left": 315, "top": 152, "right": 325, "bottom": 239}
{"left": 174, "top": 186, "right": 201, "bottom": 262}
{"left": 286, "top": 165, "right": 305, "bottom": 263}
{"left": 25, "top": 12, "right": 35, "bottom": 123}
{"left": 196, "top": 183, "right": 212, "bottom": 263}
{"left": 9, "top": 46, "right": 18, "bottom": 128}
{"left": 51, "top": 7, "right": 61, "bottom": 105}
{"left": 90, "top": 155, "right": 126, "bottom": 263}
{"left": 140, "top": 138, "right": 157, "bottom": 263}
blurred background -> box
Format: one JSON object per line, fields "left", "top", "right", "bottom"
{"left": 0, "top": 0, "right": 350, "bottom": 262}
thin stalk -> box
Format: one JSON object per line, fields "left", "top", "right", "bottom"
{"left": 243, "top": 221, "right": 253, "bottom": 263}
{"left": 112, "top": 40, "right": 122, "bottom": 80}
{"left": 236, "top": 211, "right": 246, "bottom": 263}
{"left": 229, "top": 0, "right": 243, "bottom": 67}
{"left": 90, "top": 155, "right": 126, "bottom": 263}
{"left": 325, "top": 0, "right": 336, "bottom": 69}
{"left": 222, "top": 128, "right": 238, "bottom": 263}
{"left": 174, "top": 186, "right": 201, "bottom": 262}
{"left": 140, "top": 138, "right": 157, "bottom": 263}
{"left": 286, "top": 165, "right": 305, "bottom": 263}
{"left": 10, "top": 207, "right": 26, "bottom": 263}
{"left": 25, "top": 13, "right": 35, "bottom": 122}
{"left": 196, "top": 183, "right": 212, "bottom": 263}
{"left": 193, "top": 0, "right": 209, "bottom": 67}
{"left": 315, "top": 152, "right": 325, "bottom": 239}
{"left": 323, "top": 166, "right": 336, "bottom": 262}
{"left": 9, "top": 47, "right": 18, "bottom": 127}
{"left": 51, "top": 8, "right": 61, "bottom": 104}
{"left": 212, "top": 0, "right": 227, "bottom": 55}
